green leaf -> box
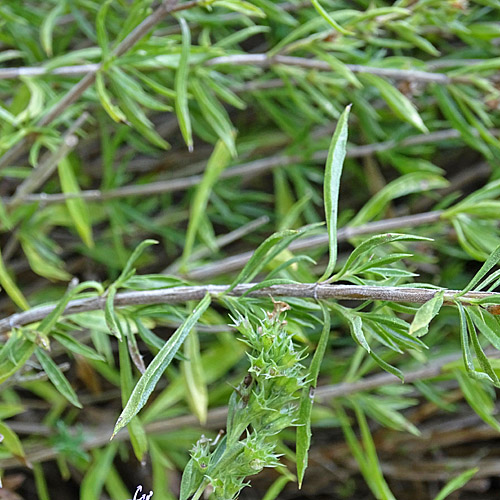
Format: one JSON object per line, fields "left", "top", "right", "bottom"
{"left": 390, "top": 22, "right": 440, "bottom": 56}
{"left": 96, "top": 72, "right": 127, "bottom": 123}
{"left": 455, "top": 370, "right": 500, "bottom": 432}
{"left": 112, "top": 294, "right": 211, "bottom": 437}
{"left": 53, "top": 331, "right": 104, "bottom": 361}
{"left": 110, "top": 67, "right": 171, "bottom": 112}
{"left": 116, "top": 239, "right": 158, "bottom": 286}
{"left": 333, "top": 233, "right": 431, "bottom": 281}
{"left": 128, "top": 416, "right": 148, "bottom": 463}
{"left": 175, "top": 17, "right": 193, "bottom": 152}
{"left": 310, "top": 0, "right": 353, "bottom": 35}
{"left": 35, "top": 347, "right": 82, "bottom": 408}
{"left": 182, "top": 329, "right": 208, "bottom": 424}
{"left": 96, "top": 0, "right": 112, "bottom": 60}
{"left": 81, "top": 443, "right": 118, "bottom": 500}
{"left": 409, "top": 290, "right": 445, "bottom": 337}
{"left": 212, "top": 0, "right": 266, "bottom": 18}
{"left": 433, "top": 468, "right": 478, "bottom": 500}
{"left": 456, "top": 301, "right": 474, "bottom": 372}
{"left": 0, "top": 247, "right": 29, "bottom": 310}
{"left": 347, "top": 314, "right": 370, "bottom": 352}
{"left": 115, "top": 88, "right": 170, "bottom": 149}
{"left": 433, "top": 85, "right": 491, "bottom": 158}
{"left": 33, "top": 463, "right": 50, "bottom": 500}
{"left": 465, "top": 308, "right": 499, "bottom": 385}
{"left": 19, "top": 235, "right": 71, "bottom": 282}
{"left": 469, "top": 307, "right": 500, "bottom": 350}
{"left": 0, "top": 335, "right": 35, "bottom": 384}
{"left": 228, "top": 223, "right": 322, "bottom": 292}
{"left": 361, "top": 73, "right": 428, "bottom": 133}
{"left": 0, "top": 420, "right": 26, "bottom": 461}
{"left": 370, "top": 351, "right": 404, "bottom": 381}
{"left": 40, "top": 3, "right": 64, "bottom": 56}
{"left": 181, "top": 140, "right": 232, "bottom": 268}
{"left": 349, "top": 172, "right": 448, "bottom": 227}
{"left": 262, "top": 476, "right": 292, "bottom": 500}
{"left": 58, "top": 157, "right": 94, "bottom": 247}
{"left": 105, "top": 285, "right": 121, "bottom": 340}
{"left": 190, "top": 78, "right": 236, "bottom": 157}
{"left": 456, "top": 243, "right": 500, "bottom": 296}
{"left": 296, "top": 302, "right": 330, "bottom": 487}
{"left": 353, "top": 402, "right": 397, "bottom": 500}
{"left": 319, "top": 104, "right": 351, "bottom": 282}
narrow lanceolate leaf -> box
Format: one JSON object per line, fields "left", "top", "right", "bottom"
{"left": 347, "top": 314, "right": 370, "bottom": 352}
{"left": 116, "top": 239, "right": 158, "bottom": 286}
{"left": 466, "top": 308, "right": 500, "bottom": 386}
{"left": 334, "top": 233, "right": 431, "bottom": 281}
{"left": 112, "top": 294, "right": 211, "bottom": 438}
{"left": 96, "top": 0, "right": 113, "bottom": 60}
{"left": 0, "top": 248, "right": 29, "bottom": 310}
{"left": 58, "top": 157, "right": 94, "bottom": 247}
{"left": 433, "top": 468, "right": 478, "bottom": 500}
{"left": 297, "top": 302, "right": 331, "bottom": 488}
{"left": 455, "top": 370, "right": 500, "bottom": 432}
{"left": 35, "top": 348, "right": 82, "bottom": 408}
{"left": 456, "top": 243, "right": 500, "bottom": 296}
{"left": 370, "top": 351, "right": 403, "bottom": 382}
{"left": 409, "top": 290, "right": 445, "bottom": 337}
{"left": 433, "top": 85, "right": 491, "bottom": 158}
{"left": 175, "top": 18, "right": 193, "bottom": 152}
{"left": 182, "top": 329, "right": 208, "bottom": 424}
{"left": 456, "top": 301, "right": 474, "bottom": 372}
{"left": 310, "top": 0, "right": 352, "bottom": 35}
{"left": 0, "top": 336, "right": 35, "bottom": 384}
{"left": 190, "top": 79, "right": 236, "bottom": 157}
{"left": 349, "top": 172, "right": 447, "bottom": 227}
{"left": 353, "top": 403, "right": 397, "bottom": 500}
{"left": 0, "top": 421, "right": 26, "bottom": 462}
{"left": 227, "top": 223, "right": 322, "bottom": 292}
{"left": 181, "top": 140, "right": 232, "bottom": 269}
{"left": 96, "top": 72, "right": 127, "bottom": 123}
{"left": 361, "top": 73, "right": 428, "bottom": 133}
{"left": 80, "top": 442, "right": 118, "bottom": 500}
{"left": 40, "top": 3, "right": 64, "bottom": 56}
{"left": 319, "top": 105, "right": 351, "bottom": 282}
{"left": 105, "top": 285, "right": 121, "bottom": 340}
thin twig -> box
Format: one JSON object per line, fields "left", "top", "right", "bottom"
{"left": 0, "top": 55, "right": 454, "bottom": 85}
{"left": 206, "top": 54, "right": 455, "bottom": 84}
{"left": 1, "top": 129, "right": 468, "bottom": 206}
{"left": 1, "top": 281, "right": 497, "bottom": 334}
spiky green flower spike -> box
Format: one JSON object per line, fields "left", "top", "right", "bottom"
{"left": 180, "top": 300, "right": 307, "bottom": 500}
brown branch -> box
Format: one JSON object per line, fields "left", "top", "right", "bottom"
{"left": 1, "top": 281, "right": 497, "bottom": 334}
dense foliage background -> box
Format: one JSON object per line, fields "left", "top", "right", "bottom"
{"left": 2, "top": 0, "right": 500, "bottom": 499}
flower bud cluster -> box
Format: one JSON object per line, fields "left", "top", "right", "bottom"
{"left": 180, "top": 302, "right": 307, "bottom": 500}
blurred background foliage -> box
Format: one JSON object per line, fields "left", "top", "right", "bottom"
{"left": 2, "top": 0, "right": 500, "bottom": 498}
